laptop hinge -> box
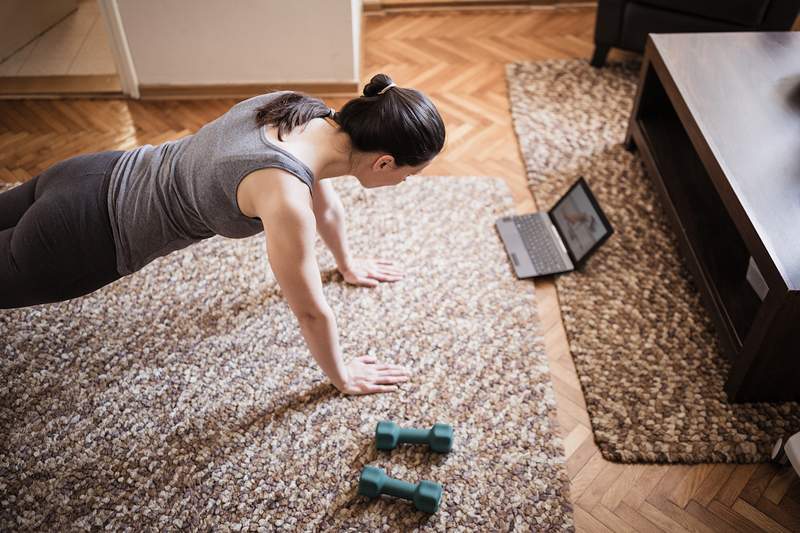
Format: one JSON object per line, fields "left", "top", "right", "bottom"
{"left": 548, "top": 212, "right": 575, "bottom": 265}
{"left": 550, "top": 221, "right": 569, "bottom": 256}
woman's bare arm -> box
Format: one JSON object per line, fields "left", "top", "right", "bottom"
{"left": 312, "top": 179, "right": 353, "bottom": 272}
{"left": 249, "top": 168, "right": 410, "bottom": 394}
{"left": 311, "top": 178, "right": 405, "bottom": 287}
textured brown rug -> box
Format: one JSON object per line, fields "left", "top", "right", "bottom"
{"left": 506, "top": 59, "right": 800, "bottom": 464}
{"left": 0, "top": 176, "right": 573, "bottom": 530}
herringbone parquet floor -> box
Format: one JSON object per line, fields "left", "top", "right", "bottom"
{"left": 1, "top": 6, "right": 799, "bottom": 532}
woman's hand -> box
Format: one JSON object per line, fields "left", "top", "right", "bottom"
{"left": 339, "top": 258, "right": 405, "bottom": 287}
{"left": 337, "top": 355, "right": 411, "bottom": 395}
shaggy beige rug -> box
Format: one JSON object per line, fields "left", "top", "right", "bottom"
{"left": 0, "top": 176, "right": 573, "bottom": 531}
{"left": 506, "top": 59, "right": 800, "bottom": 464}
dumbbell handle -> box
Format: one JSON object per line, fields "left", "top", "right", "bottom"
{"left": 381, "top": 478, "right": 417, "bottom": 499}
{"left": 397, "top": 428, "right": 431, "bottom": 444}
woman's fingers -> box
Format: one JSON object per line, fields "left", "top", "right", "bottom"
{"left": 341, "top": 356, "right": 411, "bottom": 395}
{"left": 343, "top": 260, "right": 404, "bottom": 287}
{"left": 376, "top": 374, "right": 408, "bottom": 382}
{"left": 364, "top": 384, "right": 399, "bottom": 394}
{"left": 371, "top": 259, "right": 405, "bottom": 274}
{"left": 370, "top": 274, "right": 403, "bottom": 283}
{"left": 376, "top": 264, "right": 404, "bottom": 273}
{"left": 375, "top": 368, "right": 410, "bottom": 378}
{"left": 365, "top": 271, "right": 403, "bottom": 282}
{"left": 375, "top": 371, "right": 410, "bottom": 381}
{"left": 373, "top": 265, "right": 405, "bottom": 276}
{"left": 376, "top": 363, "right": 408, "bottom": 371}
{"left": 372, "top": 374, "right": 409, "bottom": 385}
{"left": 358, "top": 277, "right": 379, "bottom": 287}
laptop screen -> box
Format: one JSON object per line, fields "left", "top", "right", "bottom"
{"left": 549, "top": 178, "right": 612, "bottom": 263}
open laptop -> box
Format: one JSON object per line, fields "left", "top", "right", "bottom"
{"left": 495, "top": 177, "right": 613, "bottom": 278}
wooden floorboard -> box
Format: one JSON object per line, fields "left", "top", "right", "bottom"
{"left": 1, "top": 6, "right": 798, "bottom": 531}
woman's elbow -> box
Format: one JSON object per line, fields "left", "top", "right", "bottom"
{"left": 315, "top": 207, "right": 341, "bottom": 227}
{"left": 296, "top": 305, "right": 334, "bottom": 324}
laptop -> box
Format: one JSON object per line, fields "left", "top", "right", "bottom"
{"left": 495, "top": 177, "right": 613, "bottom": 278}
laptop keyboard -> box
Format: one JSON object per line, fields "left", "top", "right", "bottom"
{"left": 513, "top": 214, "right": 571, "bottom": 274}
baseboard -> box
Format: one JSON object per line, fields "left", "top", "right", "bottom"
{"left": 0, "top": 74, "right": 122, "bottom": 98}
{"left": 365, "top": 0, "right": 594, "bottom": 12}
{"left": 366, "top": 0, "right": 546, "bottom": 12}
{"left": 137, "top": 81, "right": 360, "bottom": 100}
{"left": 0, "top": 78, "right": 360, "bottom": 101}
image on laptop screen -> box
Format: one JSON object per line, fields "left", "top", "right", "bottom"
{"left": 550, "top": 182, "right": 610, "bottom": 262}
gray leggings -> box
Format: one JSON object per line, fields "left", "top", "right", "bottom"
{"left": 0, "top": 151, "right": 124, "bottom": 309}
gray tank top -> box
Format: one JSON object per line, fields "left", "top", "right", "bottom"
{"left": 106, "top": 91, "right": 314, "bottom": 275}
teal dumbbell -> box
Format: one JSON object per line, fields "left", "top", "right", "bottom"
{"left": 358, "top": 466, "right": 443, "bottom": 514}
{"left": 375, "top": 421, "right": 454, "bottom": 453}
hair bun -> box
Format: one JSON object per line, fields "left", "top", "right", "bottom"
{"left": 363, "top": 73, "right": 395, "bottom": 97}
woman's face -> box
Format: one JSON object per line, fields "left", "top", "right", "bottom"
{"left": 355, "top": 154, "right": 430, "bottom": 188}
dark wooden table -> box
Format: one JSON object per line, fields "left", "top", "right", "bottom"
{"left": 626, "top": 32, "right": 800, "bottom": 402}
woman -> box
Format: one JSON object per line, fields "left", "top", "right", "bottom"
{"left": 0, "top": 73, "right": 447, "bottom": 396}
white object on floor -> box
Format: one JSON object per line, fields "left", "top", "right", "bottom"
{"left": 774, "top": 431, "right": 800, "bottom": 476}
{"left": 785, "top": 431, "right": 800, "bottom": 476}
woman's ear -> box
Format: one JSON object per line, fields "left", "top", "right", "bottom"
{"left": 374, "top": 154, "right": 396, "bottom": 170}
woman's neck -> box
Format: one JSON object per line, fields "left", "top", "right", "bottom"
{"left": 267, "top": 118, "right": 354, "bottom": 181}
{"left": 314, "top": 119, "right": 356, "bottom": 180}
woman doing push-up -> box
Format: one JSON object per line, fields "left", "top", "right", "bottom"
{"left": 0, "top": 73, "right": 446, "bottom": 396}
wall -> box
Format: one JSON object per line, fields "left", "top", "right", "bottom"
{"left": 116, "top": 0, "right": 361, "bottom": 86}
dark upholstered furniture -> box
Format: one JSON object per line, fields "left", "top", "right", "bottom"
{"left": 591, "top": 0, "right": 800, "bottom": 67}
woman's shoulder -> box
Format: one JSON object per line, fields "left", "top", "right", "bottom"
{"left": 237, "top": 167, "right": 312, "bottom": 219}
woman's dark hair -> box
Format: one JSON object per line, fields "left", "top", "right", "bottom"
{"left": 255, "top": 73, "right": 445, "bottom": 167}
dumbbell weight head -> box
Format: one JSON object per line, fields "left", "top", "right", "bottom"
{"left": 429, "top": 423, "right": 454, "bottom": 453}
{"left": 358, "top": 465, "right": 386, "bottom": 498}
{"left": 414, "top": 480, "right": 443, "bottom": 514}
{"left": 375, "top": 421, "right": 401, "bottom": 450}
